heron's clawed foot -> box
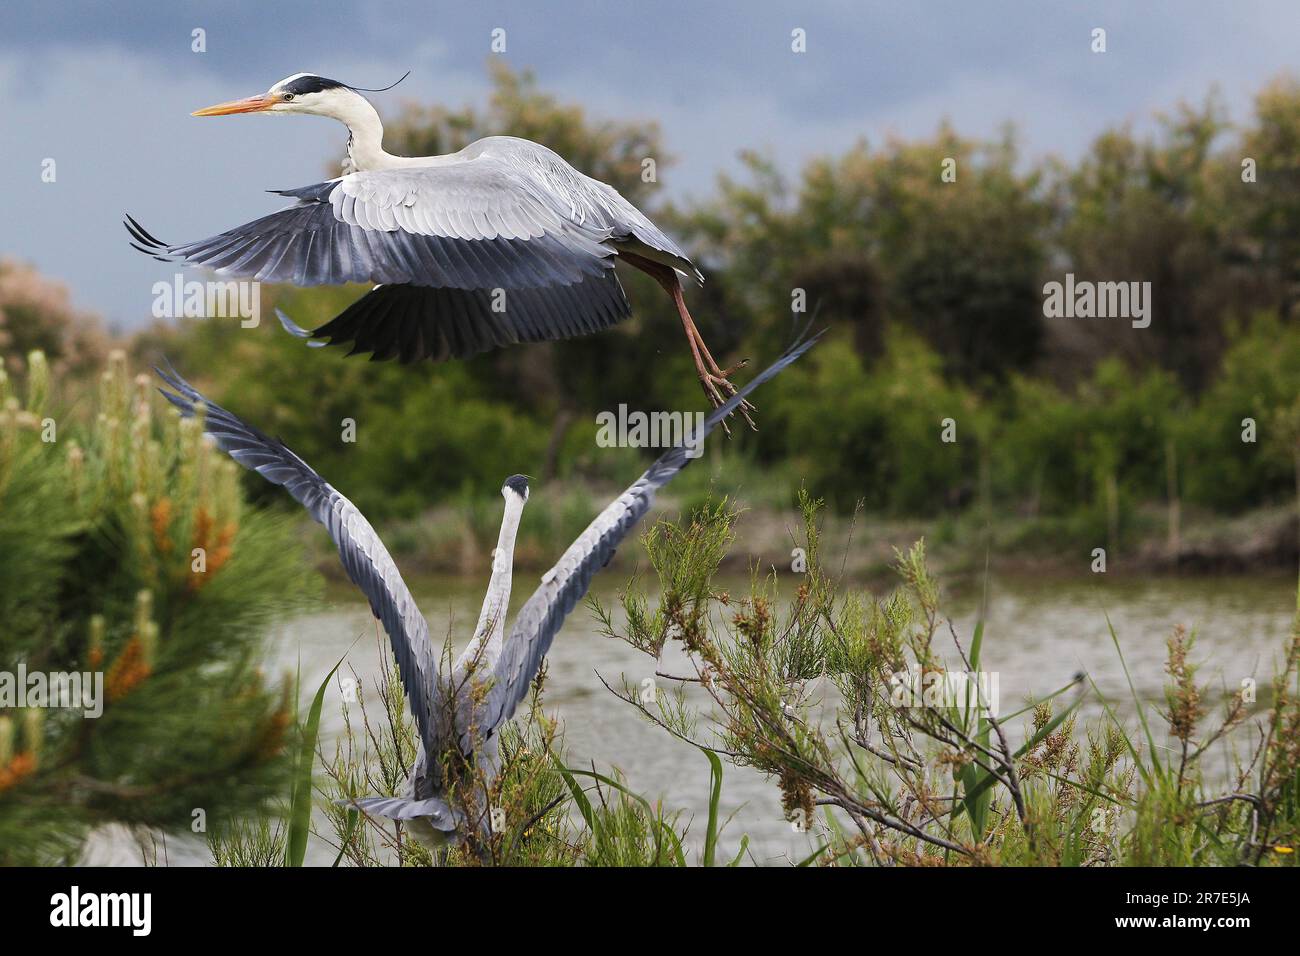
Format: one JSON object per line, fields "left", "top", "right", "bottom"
{"left": 678, "top": 310, "right": 757, "bottom": 433}
{"left": 697, "top": 367, "right": 758, "bottom": 435}
{"left": 716, "top": 356, "right": 750, "bottom": 378}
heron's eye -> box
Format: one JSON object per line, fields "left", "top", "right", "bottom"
{"left": 282, "top": 93, "right": 295, "bottom": 102}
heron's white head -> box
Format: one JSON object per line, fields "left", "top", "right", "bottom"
{"left": 191, "top": 72, "right": 403, "bottom": 121}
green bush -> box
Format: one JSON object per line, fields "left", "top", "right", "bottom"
{"left": 998, "top": 359, "right": 1183, "bottom": 539}
{"left": 766, "top": 330, "right": 977, "bottom": 513}
{"left": 1183, "top": 313, "right": 1300, "bottom": 511}
{"left": 594, "top": 495, "right": 1300, "bottom": 866}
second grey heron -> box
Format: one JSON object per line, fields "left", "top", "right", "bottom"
{"left": 130, "top": 72, "right": 755, "bottom": 429}
{"left": 154, "top": 332, "right": 816, "bottom": 850}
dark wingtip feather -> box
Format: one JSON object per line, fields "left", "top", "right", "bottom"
{"left": 123, "top": 213, "right": 166, "bottom": 248}
{"left": 156, "top": 386, "right": 192, "bottom": 416}
{"left": 125, "top": 215, "right": 175, "bottom": 262}
{"left": 122, "top": 216, "right": 147, "bottom": 244}
{"left": 153, "top": 359, "right": 214, "bottom": 418}
{"left": 154, "top": 356, "right": 187, "bottom": 389}
{"left": 128, "top": 241, "right": 170, "bottom": 263}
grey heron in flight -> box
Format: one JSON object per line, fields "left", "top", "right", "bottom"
{"left": 128, "top": 72, "right": 755, "bottom": 429}
{"left": 153, "top": 333, "right": 816, "bottom": 848}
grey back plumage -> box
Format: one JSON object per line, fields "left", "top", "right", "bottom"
{"left": 127, "top": 137, "right": 696, "bottom": 287}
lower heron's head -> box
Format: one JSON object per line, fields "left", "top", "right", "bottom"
{"left": 502, "top": 475, "right": 530, "bottom": 503}
{"left": 191, "top": 72, "right": 406, "bottom": 121}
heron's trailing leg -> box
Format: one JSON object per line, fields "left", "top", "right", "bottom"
{"left": 677, "top": 303, "right": 756, "bottom": 435}
{"left": 625, "top": 254, "right": 756, "bottom": 432}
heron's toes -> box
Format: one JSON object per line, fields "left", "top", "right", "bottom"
{"left": 715, "top": 357, "right": 750, "bottom": 379}
{"left": 699, "top": 373, "right": 758, "bottom": 434}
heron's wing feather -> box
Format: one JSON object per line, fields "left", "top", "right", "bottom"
{"left": 154, "top": 366, "right": 444, "bottom": 754}
{"left": 473, "top": 331, "right": 822, "bottom": 744}
{"left": 126, "top": 199, "right": 602, "bottom": 291}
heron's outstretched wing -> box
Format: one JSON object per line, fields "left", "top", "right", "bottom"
{"left": 125, "top": 156, "right": 615, "bottom": 290}
{"left": 155, "top": 365, "right": 443, "bottom": 755}
{"left": 471, "top": 331, "right": 822, "bottom": 747}
{"left": 275, "top": 269, "right": 630, "bottom": 364}
{"left": 125, "top": 137, "right": 700, "bottom": 362}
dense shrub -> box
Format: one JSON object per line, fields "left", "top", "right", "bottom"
{"left": 766, "top": 330, "right": 977, "bottom": 512}
{"left": 1183, "top": 313, "right": 1300, "bottom": 511}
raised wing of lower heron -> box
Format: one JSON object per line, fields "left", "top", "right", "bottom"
{"left": 154, "top": 365, "right": 444, "bottom": 759}
{"left": 467, "top": 330, "right": 823, "bottom": 752}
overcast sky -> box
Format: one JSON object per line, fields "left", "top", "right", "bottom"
{"left": 2, "top": 1, "right": 1297, "bottom": 330}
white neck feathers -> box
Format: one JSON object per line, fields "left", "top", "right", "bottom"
{"left": 462, "top": 494, "right": 525, "bottom": 674}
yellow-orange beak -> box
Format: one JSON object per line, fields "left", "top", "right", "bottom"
{"left": 192, "top": 93, "right": 281, "bottom": 117}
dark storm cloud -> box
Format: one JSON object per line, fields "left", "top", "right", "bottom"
{"left": 0, "top": 1, "right": 1268, "bottom": 121}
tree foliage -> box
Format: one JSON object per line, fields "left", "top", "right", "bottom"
{"left": 0, "top": 349, "right": 317, "bottom": 863}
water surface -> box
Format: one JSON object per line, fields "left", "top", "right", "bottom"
{"left": 275, "top": 570, "right": 1297, "bottom": 864}
{"left": 87, "top": 570, "right": 1295, "bottom": 865}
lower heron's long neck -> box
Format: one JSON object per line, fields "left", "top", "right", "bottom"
{"left": 467, "top": 495, "right": 525, "bottom": 668}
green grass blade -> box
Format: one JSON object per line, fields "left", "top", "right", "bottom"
{"left": 702, "top": 748, "right": 723, "bottom": 867}
{"left": 997, "top": 678, "right": 1080, "bottom": 724}
{"left": 561, "top": 766, "right": 686, "bottom": 865}
{"left": 551, "top": 759, "right": 597, "bottom": 831}
{"left": 1102, "top": 607, "right": 1165, "bottom": 781}
{"left": 285, "top": 653, "right": 345, "bottom": 867}
{"left": 959, "top": 618, "right": 986, "bottom": 735}
{"left": 331, "top": 809, "right": 359, "bottom": 867}
{"left": 727, "top": 834, "right": 750, "bottom": 866}
{"left": 958, "top": 715, "right": 994, "bottom": 838}
{"left": 954, "top": 691, "right": 1086, "bottom": 820}
{"left": 796, "top": 842, "right": 830, "bottom": 866}
{"left": 1088, "top": 673, "right": 1155, "bottom": 789}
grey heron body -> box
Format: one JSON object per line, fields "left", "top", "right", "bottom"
{"left": 153, "top": 332, "right": 816, "bottom": 847}
{"left": 131, "top": 73, "right": 754, "bottom": 427}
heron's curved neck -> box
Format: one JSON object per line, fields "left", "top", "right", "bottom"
{"left": 332, "top": 93, "right": 403, "bottom": 172}
{"left": 467, "top": 495, "right": 525, "bottom": 668}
